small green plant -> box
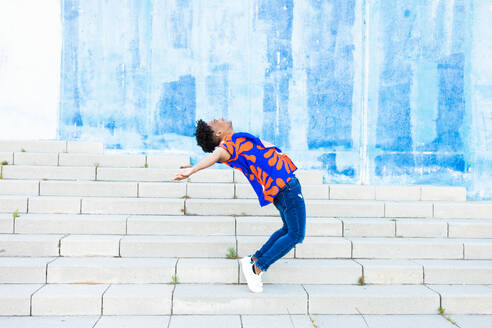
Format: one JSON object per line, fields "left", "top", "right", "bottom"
{"left": 20, "top": 148, "right": 26, "bottom": 152}
{"left": 390, "top": 218, "right": 396, "bottom": 222}
{"left": 308, "top": 314, "right": 318, "bottom": 328}
{"left": 226, "top": 247, "right": 238, "bottom": 259}
{"left": 358, "top": 275, "right": 365, "bottom": 285}
{"left": 438, "top": 306, "right": 445, "bottom": 315}
{"left": 144, "top": 162, "right": 148, "bottom": 168}
{"left": 93, "top": 162, "right": 100, "bottom": 168}
{"left": 438, "top": 306, "right": 458, "bottom": 325}
{"left": 0, "top": 160, "right": 8, "bottom": 165}
{"left": 169, "top": 274, "right": 179, "bottom": 284}
{"left": 12, "top": 209, "right": 20, "bottom": 219}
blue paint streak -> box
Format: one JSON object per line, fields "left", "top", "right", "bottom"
{"left": 155, "top": 75, "right": 196, "bottom": 137}
{"left": 59, "top": 0, "right": 82, "bottom": 133}
{"left": 259, "top": 0, "right": 293, "bottom": 148}
{"left": 306, "top": 0, "right": 356, "bottom": 178}
{"left": 171, "top": 0, "right": 192, "bottom": 49}
{"left": 206, "top": 64, "right": 230, "bottom": 118}
{"left": 306, "top": 0, "right": 355, "bottom": 151}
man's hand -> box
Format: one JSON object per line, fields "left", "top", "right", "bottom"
{"left": 174, "top": 167, "right": 194, "bottom": 181}
{"left": 173, "top": 147, "right": 230, "bottom": 181}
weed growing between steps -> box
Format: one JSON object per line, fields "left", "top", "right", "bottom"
{"left": 12, "top": 209, "right": 20, "bottom": 219}
{"left": 308, "top": 314, "right": 318, "bottom": 328}
{"left": 0, "top": 160, "right": 7, "bottom": 178}
{"left": 169, "top": 274, "right": 179, "bottom": 284}
{"left": 226, "top": 247, "right": 238, "bottom": 259}
{"left": 20, "top": 148, "right": 26, "bottom": 152}
{"left": 439, "top": 306, "right": 459, "bottom": 326}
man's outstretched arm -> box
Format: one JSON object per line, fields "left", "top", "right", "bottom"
{"left": 173, "top": 147, "right": 230, "bottom": 181}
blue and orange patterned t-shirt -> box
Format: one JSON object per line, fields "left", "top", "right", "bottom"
{"left": 217, "top": 132, "right": 298, "bottom": 207}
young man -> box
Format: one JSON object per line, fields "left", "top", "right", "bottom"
{"left": 174, "top": 118, "right": 306, "bottom": 293}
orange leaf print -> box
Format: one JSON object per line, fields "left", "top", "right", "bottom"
{"left": 227, "top": 138, "right": 253, "bottom": 162}
{"left": 237, "top": 141, "right": 253, "bottom": 154}
{"left": 276, "top": 157, "right": 283, "bottom": 170}
{"left": 263, "top": 185, "right": 279, "bottom": 202}
{"left": 264, "top": 148, "right": 275, "bottom": 158}
{"left": 241, "top": 154, "right": 256, "bottom": 163}
{"left": 250, "top": 164, "right": 278, "bottom": 203}
{"left": 282, "top": 154, "right": 297, "bottom": 173}
{"left": 276, "top": 178, "right": 285, "bottom": 189}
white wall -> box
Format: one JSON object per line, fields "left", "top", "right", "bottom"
{"left": 0, "top": 0, "right": 60, "bottom": 140}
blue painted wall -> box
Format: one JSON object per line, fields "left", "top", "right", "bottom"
{"left": 59, "top": 0, "right": 492, "bottom": 200}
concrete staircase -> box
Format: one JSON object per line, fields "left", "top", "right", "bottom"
{"left": 0, "top": 140, "right": 491, "bottom": 327}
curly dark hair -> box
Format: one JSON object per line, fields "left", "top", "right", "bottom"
{"left": 194, "top": 119, "right": 220, "bottom": 153}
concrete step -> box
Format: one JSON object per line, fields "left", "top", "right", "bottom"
{"left": 0, "top": 195, "right": 28, "bottom": 213}
{"left": 0, "top": 171, "right": 467, "bottom": 203}
{"left": 3, "top": 233, "right": 492, "bottom": 259}
{"left": 173, "top": 284, "right": 307, "bottom": 314}
{"left": 0, "top": 180, "right": 39, "bottom": 196}
{"left": 2, "top": 165, "right": 96, "bottom": 180}
{"left": 46, "top": 257, "right": 177, "bottom": 284}
{"left": 119, "top": 235, "right": 237, "bottom": 258}
{"left": 189, "top": 199, "right": 492, "bottom": 218}
{"left": 448, "top": 219, "right": 492, "bottom": 238}
{"left": 413, "top": 259, "right": 492, "bottom": 284}
{"left": 0, "top": 179, "right": 470, "bottom": 205}
{"left": 0, "top": 196, "right": 185, "bottom": 215}
{"left": 62, "top": 153, "right": 189, "bottom": 168}
{"left": 40, "top": 180, "right": 139, "bottom": 197}
{"left": 13, "top": 152, "right": 59, "bottom": 166}
{"left": 4, "top": 256, "right": 492, "bottom": 285}
{"left": 185, "top": 199, "right": 381, "bottom": 217}
{"left": 434, "top": 201, "right": 492, "bottom": 219}
{"left": 127, "top": 215, "right": 236, "bottom": 236}
{"left": 10, "top": 213, "right": 128, "bottom": 235}
{"left": 31, "top": 284, "right": 110, "bottom": 315}
{"left": 348, "top": 237, "right": 465, "bottom": 259}
{"left": 0, "top": 234, "right": 63, "bottom": 256}
{"left": 59, "top": 153, "right": 145, "bottom": 168}
{"left": 427, "top": 285, "right": 492, "bottom": 314}
{"left": 0, "top": 257, "right": 56, "bottom": 283}
{"left": 329, "top": 185, "right": 467, "bottom": 202}
{"left": 5, "top": 212, "right": 492, "bottom": 239}
{"left": 0, "top": 140, "right": 103, "bottom": 153}
{"left": 0, "top": 284, "right": 44, "bottom": 315}
{"left": 1, "top": 282, "right": 492, "bottom": 315}
{"left": 3, "top": 166, "right": 325, "bottom": 185}
{"left": 305, "top": 284, "right": 441, "bottom": 314}
{"left": 0, "top": 152, "right": 13, "bottom": 165}
{"left": 1, "top": 315, "right": 492, "bottom": 328}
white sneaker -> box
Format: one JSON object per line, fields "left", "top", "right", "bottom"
{"left": 240, "top": 256, "right": 263, "bottom": 293}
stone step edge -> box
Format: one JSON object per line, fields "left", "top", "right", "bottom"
{"left": 1, "top": 283, "right": 492, "bottom": 315}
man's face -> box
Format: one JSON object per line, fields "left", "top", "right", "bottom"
{"left": 208, "top": 118, "right": 232, "bottom": 135}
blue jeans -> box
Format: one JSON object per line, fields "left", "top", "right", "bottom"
{"left": 252, "top": 175, "right": 306, "bottom": 272}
